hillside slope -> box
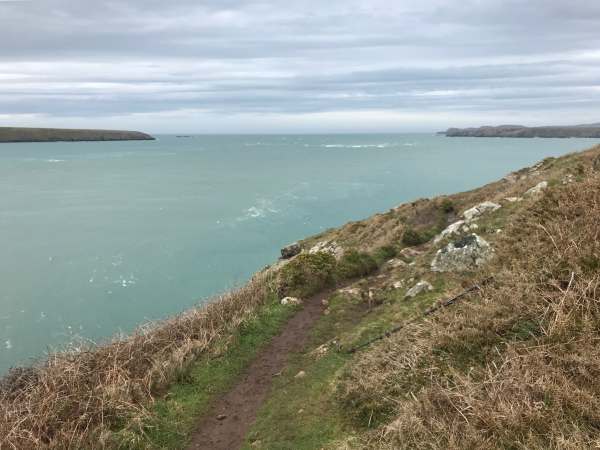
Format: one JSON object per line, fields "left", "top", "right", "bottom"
{"left": 242, "top": 145, "right": 600, "bottom": 449}
{"left": 0, "top": 127, "right": 155, "bottom": 142}
{"left": 1, "top": 145, "right": 599, "bottom": 449}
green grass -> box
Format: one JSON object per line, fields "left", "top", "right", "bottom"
{"left": 241, "top": 292, "right": 370, "bottom": 449}
{"left": 242, "top": 351, "right": 352, "bottom": 450}
{"left": 123, "top": 296, "right": 297, "bottom": 449}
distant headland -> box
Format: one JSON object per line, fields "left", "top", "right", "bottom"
{"left": 0, "top": 127, "right": 155, "bottom": 143}
{"left": 442, "top": 123, "right": 600, "bottom": 138}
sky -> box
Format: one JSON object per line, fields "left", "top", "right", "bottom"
{"left": 1, "top": 0, "right": 600, "bottom": 133}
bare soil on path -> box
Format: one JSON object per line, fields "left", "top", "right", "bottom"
{"left": 187, "top": 289, "right": 332, "bottom": 450}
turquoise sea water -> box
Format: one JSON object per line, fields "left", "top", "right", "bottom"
{"left": 0, "top": 134, "right": 597, "bottom": 373}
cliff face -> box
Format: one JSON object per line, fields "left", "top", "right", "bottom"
{"left": 0, "top": 127, "right": 155, "bottom": 143}
{"left": 445, "top": 124, "right": 600, "bottom": 138}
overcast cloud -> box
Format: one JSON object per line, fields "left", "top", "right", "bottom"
{"left": 1, "top": 0, "right": 599, "bottom": 133}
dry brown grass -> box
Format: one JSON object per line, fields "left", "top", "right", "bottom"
{"left": 0, "top": 273, "right": 274, "bottom": 449}
{"left": 337, "top": 169, "right": 600, "bottom": 449}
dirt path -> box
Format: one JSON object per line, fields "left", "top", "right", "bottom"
{"left": 187, "top": 289, "right": 332, "bottom": 450}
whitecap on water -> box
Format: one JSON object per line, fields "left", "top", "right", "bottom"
{"left": 322, "top": 143, "right": 390, "bottom": 149}
{"left": 238, "top": 198, "right": 279, "bottom": 221}
{"left": 115, "top": 274, "right": 137, "bottom": 288}
{"left": 5, "top": 340, "right": 12, "bottom": 350}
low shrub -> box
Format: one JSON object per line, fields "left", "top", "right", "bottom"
{"left": 401, "top": 227, "right": 428, "bottom": 246}
{"left": 276, "top": 253, "right": 337, "bottom": 298}
{"left": 336, "top": 251, "right": 378, "bottom": 280}
{"left": 439, "top": 198, "right": 455, "bottom": 214}
{"left": 372, "top": 245, "right": 397, "bottom": 265}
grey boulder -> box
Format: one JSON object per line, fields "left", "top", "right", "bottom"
{"left": 431, "top": 234, "right": 493, "bottom": 272}
{"left": 280, "top": 242, "right": 301, "bottom": 259}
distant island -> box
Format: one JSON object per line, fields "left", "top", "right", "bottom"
{"left": 443, "top": 123, "right": 600, "bottom": 138}
{"left": 0, "top": 127, "right": 155, "bottom": 143}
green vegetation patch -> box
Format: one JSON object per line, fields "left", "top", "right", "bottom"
{"left": 372, "top": 245, "right": 398, "bottom": 265}
{"left": 401, "top": 227, "right": 429, "bottom": 246}
{"left": 336, "top": 250, "right": 379, "bottom": 279}
{"left": 276, "top": 252, "right": 337, "bottom": 298}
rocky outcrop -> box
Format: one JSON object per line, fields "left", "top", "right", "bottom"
{"left": 280, "top": 242, "right": 301, "bottom": 259}
{"left": 431, "top": 234, "right": 493, "bottom": 272}
{"left": 525, "top": 181, "right": 548, "bottom": 196}
{"left": 462, "top": 201, "right": 501, "bottom": 222}
{"left": 434, "top": 202, "right": 497, "bottom": 244}
{"left": 434, "top": 220, "right": 466, "bottom": 244}
{"left": 309, "top": 241, "right": 344, "bottom": 259}
{"left": 404, "top": 280, "right": 434, "bottom": 299}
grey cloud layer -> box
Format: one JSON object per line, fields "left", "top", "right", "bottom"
{"left": 1, "top": 0, "right": 599, "bottom": 131}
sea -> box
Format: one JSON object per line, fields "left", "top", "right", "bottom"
{"left": 0, "top": 134, "right": 596, "bottom": 374}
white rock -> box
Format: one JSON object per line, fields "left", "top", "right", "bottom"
{"left": 562, "top": 174, "right": 575, "bottom": 185}
{"left": 400, "top": 247, "right": 422, "bottom": 258}
{"left": 433, "top": 220, "right": 465, "bottom": 244}
{"left": 405, "top": 280, "right": 434, "bottom": 299}
{"left": 462, "top": 201, "right": 501, "bottom": 222}
{"left": 280, "top": 296, "right": 302, "bottom": 306}
{"left": 294, "top": 370, "right": 306, "bottom": 379}
{"left": 392, "top": 280, "right": 405, "bottom": 289}
{"left": 309, "top": 240, "right": 344, "bottom": 259}
{"left": 339, "top": 287, "right": 360, "bottom": 296}
{"left": 525, "top": 181, "right": 548, "bottom": 196}
{"left": 431, "top": 234, "right": 494, "bottom": 272}
{"left": 385, "top": 258, "right": 407, "bottom": 268}
{"left": 311, "top": 344, "right": 329, "bottom": 359}
{"left": 504, "top": 197, "right": 523, "bottom": 203}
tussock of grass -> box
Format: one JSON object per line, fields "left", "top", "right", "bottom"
{"left": 0, "top": 274, "right": 274, "bottom": 449}
{"left": 336, "top": 173, "right": 600, "bottom": 449}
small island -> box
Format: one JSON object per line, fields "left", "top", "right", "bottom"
{"left": 443, "top": 123, "right": 600, "bottom": 138}
{"left": 0, "top": 127, "right": 155, "bottom": 143}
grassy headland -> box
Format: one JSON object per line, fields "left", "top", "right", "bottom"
{"left": 1, "top": 144, "right": 600, "bottom": 449}
{"left": 0, "top": 127, "right": 154, "bottom": 143}
{"left": 444, "top": 123, "right": 600, "bottom": 138}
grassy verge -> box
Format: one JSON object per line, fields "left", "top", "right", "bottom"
{"left": 126, "top": 296, "right": 297, "bottom": 449}
{"left": 241, "top": 293, "right": 360, "bottom": 450}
